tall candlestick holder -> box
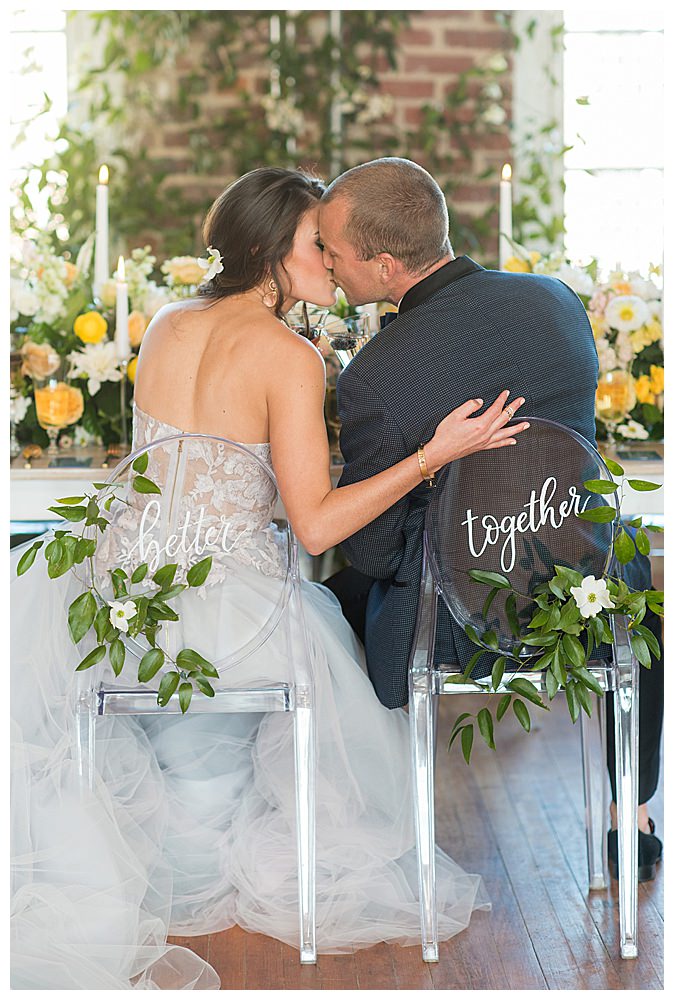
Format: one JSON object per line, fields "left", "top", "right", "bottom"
{"left": 119, "top": 359, "right": 129, "bottom": 451}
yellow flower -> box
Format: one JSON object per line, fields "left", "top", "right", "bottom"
{"left": 64, "top": 261, "right": 79, "bottom": 288}
{"left": 20, "top": 340, "right": 61, "bottom": 379}
{"left": 74, "top": 311, "right": 108, "bottom": 344}
{"left": 612, "top": 281, "right": 633, "bottom": 296}
{"left": 162, "top": 256, "right": 205, "bottom": 286}
{"left": 630, "top": 318, "right": 662, "bottom": 354}
{"left": 503, "top": 256, "right": 531, "bottom": 273}
{"left": 128, "top": 311, "right": 148, "bottom": 348}
{"left": 528, "top": 251, "right": 542, "bottom": 267}
{"left": 649, "top": 365, "right": 664, "bottom": 396}
{"left": 634, "top": 374, "right": 655, "bottom": 405}
{"left": 127, "top": 356, "right": 138, "bottom": 383}
{"left": 589, "top": 314, "right": 608, "bottom": 340}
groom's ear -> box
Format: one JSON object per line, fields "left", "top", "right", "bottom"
{"left": 375, "top": 252, "right": 398, "bottom": 284}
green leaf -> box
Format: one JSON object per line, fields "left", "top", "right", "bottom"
{"left": 614, "top": 528, "right": 636, "bottom": 565}
{"left": 68, "top": 591, "right": 97, "bottom": 644}
{"left": 635, "top": 528, "right": 651, "bottom": 556}
{"left": 577, "top": 506, "right": 616, "bottom": 524}
{"left": 482, "top": 629, "right": 499, "bottom": 650}
{"left": 545, "top": 667, "right": 559, "bottom": 700}
{"left": 558, "top": 599, "right": 581, "bottom": 631}
{"left": 482, "top": 586, "right": 499, "bottom": 622}
{"left": 626, "top": 479, "right": 662, "bottom": 492}
{"left": 508, "top": 676, "right": 544, "bottom": 705}
{"left": 603, "top": 456, "right": 624, "bottom": 477}
{"left": 629, "top": 635, "right": 651, "bottom": 668}
{"left": 75, "top": 645, "right": 106, "bottom": 671}
{"left": 147, "top": 600, "right": 179, "bottom": 622}
{"left": 512, "top": 698, "right": 531, "bottom": 732}
{"left": 570, "top": 664, "right": 605, "bottom": 697}
{"left": 547, "top": 604, "right": 562, "bottom": 630}
{"left": 132, "top": 596, "right": 149, "bottom": 633}
{"left": 583, "top": 479, "right": 619, "bottom": 494}
{"left": 16, "top": 540, "right": 43, "bottom": 576}
{"left": 132, "top": 451, "right": 149, "bottom": 474}
{"left": 132, "top": 474, "right": 162, "bottom": 495}
{"left": 468, "top": 569, "right": 511, "bottom": 590}
{"left": 464, "top": 624, "right": 482, "bottom": 646}
{"left": 186, "top": 556, "right": 212, "bottom": 587}
{"left": 109, "top": 637, "right": 126, "bottom": 677}
{"left": 153, "top": 563, "right": 178, "bottom": 590}
{"left": 138, "top": 647, "right": 165, "bottom": 683}
{"left": 528, "top": 608, "right": 549, "bottom": 630}
{"left": 632, "top": 624, "right": 661, "bottom": 659}
{"left": 477, "top": 707, "right": 495, "bottom": 750}
{"left": 626, "top": 516, "right": 642, "bottom": 529}
{"left": 55, "top": 495, "right": 86, "bottom": 505}
{"left": 496, "top": 693, "right": 511, "bottom": 721}
{"left": 491, "top": 655, "right": 506, "bottom": 691}
{"left": 110, "top": 568, "right": 129, "bottom": 598}
{"left": 575, "top": 681, "right": 593, "bottom": 717}
{"left": 47, "top": 505, "right": 88, "bottom": 522}
{"left": 462, "top": 648, "right": 486, "bottom": 680}
{"left": 566, "top": 682, "right": 580, "bottom": 723}
{"left": 562, "top": 632, "right": 585, "bottom": 668}
{"left": 461, "top": 724, "right": 474, "bottom": 764}
{"left": 94, "top": 604, "right": 113, "bottom": 643}
{"left": 554, "top": 564, "right": 584, "bottom": 588}
{"left": 179, "top": 681, "right": 193, "bottom": 714}
{"left": 504, "top": 593, "right": 520, "bottom": 637}
{"left": 74, "top": 537, "right": 96, "bottom": 563}
{"left": 175, "top": 648, "right": 217, "bottom": 676}
{"left": 194, "top": 674, "right": 216, "bottom": 697}
{"left": 131, "top": 562, "right": 149, "bottom": 583}
{"left": 157, "top": 671, "right": 180, "bottom": 707}
{"left": 548, "top": 577, "right": 566, "bottom": 600}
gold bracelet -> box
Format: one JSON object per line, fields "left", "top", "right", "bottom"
{"left": 417, "top": 444, "right": 437, "bottom": 488}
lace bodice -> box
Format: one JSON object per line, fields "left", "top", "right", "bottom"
{"left": 94, "top": 405, "right": 288, "bottom": 589}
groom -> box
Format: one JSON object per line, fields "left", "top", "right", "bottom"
{"left": 318, "top": 157, "right": 663, "bottom": 877}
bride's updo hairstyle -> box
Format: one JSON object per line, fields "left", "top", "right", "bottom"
{"left": 198, "top": 167, "right": 325, "bottom": 318}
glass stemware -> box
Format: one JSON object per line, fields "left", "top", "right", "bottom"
{"left": 33, "top": 360, "right": 85, "bottom": 456}
{"left": 595, "top": 369, "right": 636, "bottom": 448}
{"left": 324, "top": 314, "right": 373, "bottom": 368}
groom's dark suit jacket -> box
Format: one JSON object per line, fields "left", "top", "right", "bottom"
{"left": 336, "top": 255, "right": 638, "bottom": 710}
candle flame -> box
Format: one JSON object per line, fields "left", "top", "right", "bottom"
{"left": 117, "top": 256, "right": 126, "bottom": 282}
{"left": 501, "top": 163, "right": 512, "bottom": 182}
{"left": 99, "top": 164, "right": 109, "bottom": 185}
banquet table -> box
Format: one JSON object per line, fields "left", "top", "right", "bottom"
{"left": 10, "top": 441, "right": 664, "bottom": 582}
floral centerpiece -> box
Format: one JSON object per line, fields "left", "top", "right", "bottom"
{"left": 10, "top": 235, "right": 213, "bottom": 450}
{"left": 503, "top": 248, "right": 664, "bottom": 442}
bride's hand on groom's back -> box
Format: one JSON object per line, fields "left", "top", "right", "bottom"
{"left": 424, "top": 390, "right": 529, "bottom": 471}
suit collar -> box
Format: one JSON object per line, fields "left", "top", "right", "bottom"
{"left": 398, "top": 256, "right": 483, "bottom": 315}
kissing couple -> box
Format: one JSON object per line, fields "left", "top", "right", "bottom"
{"left": 11, "top": 157, "right": 660, "bottom": 989}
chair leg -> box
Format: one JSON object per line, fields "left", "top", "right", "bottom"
{"left": 612, "top": 621, "right": 640, "bottom": 959}
{"left": 75, "top": 686, "right": 95, "bottom": 795}
{"left": 580, "top": 691, "right": 609, "bottom": 890}
{"left": 410, "top": 670, "right": 438, "bottom": 962}
{"left": 293, "top": 698, "right": 316, "bottom": 964}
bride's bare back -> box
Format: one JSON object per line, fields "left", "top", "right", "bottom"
{"left": 134, "top": 295, "right": 308, "bottom": 444}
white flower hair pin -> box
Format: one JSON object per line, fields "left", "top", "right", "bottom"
{"left": 198, "top": 246, "right": 224, "bottom": 283}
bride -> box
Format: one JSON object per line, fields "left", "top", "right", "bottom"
{"left": 11, "top": 167, "right": 528, "bottom": 989}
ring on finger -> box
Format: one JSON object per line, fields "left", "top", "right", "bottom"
{"left": 505, "top": 405, "right": 515, "bottom": 419}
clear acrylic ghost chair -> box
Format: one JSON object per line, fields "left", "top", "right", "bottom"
{"left": 408, "top": 417, "right": 640, "bottom": 961}
{"left": 74, "top": 432, "right": 317, "bottom": 963}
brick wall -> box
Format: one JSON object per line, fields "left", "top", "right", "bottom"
{"left": 127, "top": 11, "right": 514, "bottom": 261}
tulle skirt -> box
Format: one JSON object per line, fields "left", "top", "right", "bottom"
{"left": 10, "top": 535, "right": 489, "bottom": 989}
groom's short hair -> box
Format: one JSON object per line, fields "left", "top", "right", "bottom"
{"left": 323, "top": 158, "right": 451, "bottom": 274}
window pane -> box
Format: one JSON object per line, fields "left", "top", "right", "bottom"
{"left": 10, "top": 30, "right": 68, "bottom": 172}
{"left": 564, "top": 32, "right": 663, "bottom": 169}
{"left": 564, "top": 10, "right": 664, "bottom": 32}
{"left": 564, "top": 168, "right": 663, "bottom": 273}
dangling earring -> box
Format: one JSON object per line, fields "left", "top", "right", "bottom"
{"left": 262, "top": 279, "right": 278, "bottom": 309}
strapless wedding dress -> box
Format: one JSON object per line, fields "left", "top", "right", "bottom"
{"left": 10, "top": 404, "right": 489, "bottom": 989}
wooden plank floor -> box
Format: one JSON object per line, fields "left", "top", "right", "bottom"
{"left": 169, "top": 693, "right": 664, "bottom": 989}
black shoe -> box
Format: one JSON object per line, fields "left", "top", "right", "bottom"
{"left": 607, "top": 818, "right": 663, "bottom": 882}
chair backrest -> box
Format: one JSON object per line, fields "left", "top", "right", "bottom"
{"left": 84, "top": 432, "right": 300, "bottom": 682}
{"left": 424, "top": 417, "right": 616, "bottom": 654}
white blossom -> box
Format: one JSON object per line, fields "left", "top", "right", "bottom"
{"left": 481, "top": 104, "right": 507, "bottom": 126}
{"left": 551, "top": 263, "right": 594, "bottom": 298}
{"left": 595, "top": 337, "right": 618, "bottom": 374}
{"left": 570, "top": 576, "right": 615, "bottom": 618}
{"left": 616, "top": 419, "right": 649, "bottom": 440}
{"left": 68, "top": 341, "right": 123, "bottom": 396}
{"left": 197, "top": 246, "right": 224, "bottom": 283}
{"left": 10, "top": 388, "right": 30, "bottom": 424}
{"left": 605, "top": 295, "right": 651, "bottom": 333}
{"left": 109, "top": 600, "right": 137, "bottom": 633}
{"left": 10, "top": 277, "right": 40, "bottom": 321}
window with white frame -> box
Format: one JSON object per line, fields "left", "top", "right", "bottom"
{"left": 563, "top": 10, "right": 664, "bottom": 273}
{"left": 10, "top": 9, "right": 68, "bottom": 219}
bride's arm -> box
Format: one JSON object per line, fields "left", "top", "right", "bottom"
{"left": 268, "top": 338, "right": 527, "bottom": 556}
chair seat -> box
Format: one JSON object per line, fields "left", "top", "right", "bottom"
{"left": 434, "top": 660, "right": 613, "bottom": 695}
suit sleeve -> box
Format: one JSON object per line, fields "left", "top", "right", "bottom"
{"left": 336, "top": 365, "right": 413, "bottom": 579}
